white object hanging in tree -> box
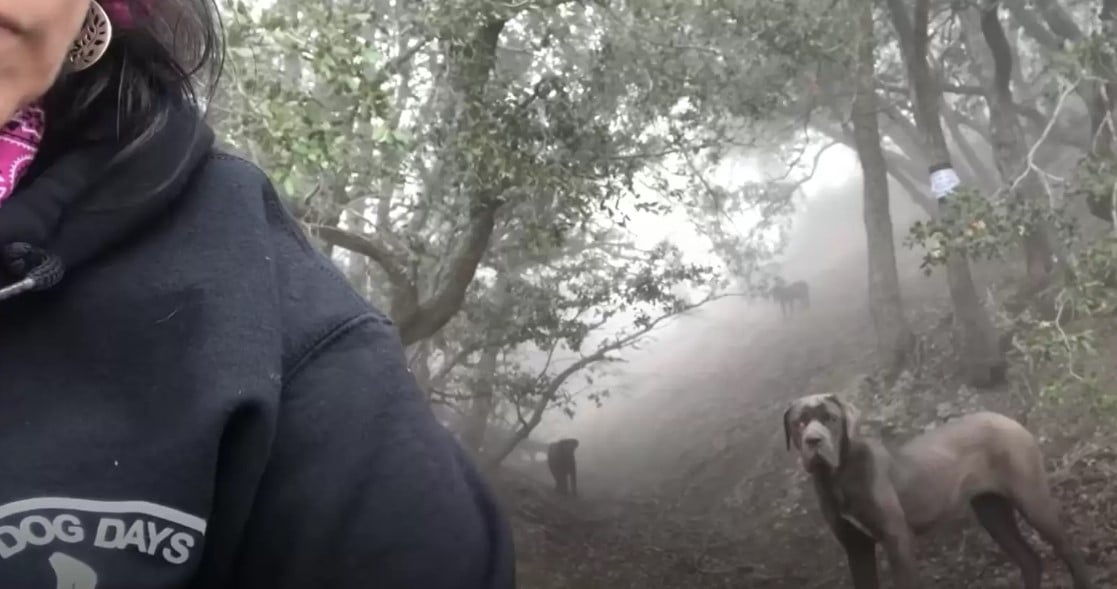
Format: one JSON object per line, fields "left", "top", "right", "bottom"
{"left": 929, "top": 167, "right": 961, "bottom": 200}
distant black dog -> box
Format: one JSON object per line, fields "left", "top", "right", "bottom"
{"left": 546, "top": 438, "right": 579, "bottom": 497}
{"left": 769, "top": 280, "right": 810, "bottom": 317}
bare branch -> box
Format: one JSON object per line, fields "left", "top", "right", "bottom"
{"left": 485, "top": 290, "right": 722, "bottom": 467}
{"left": 397, "top": 202, "right": 500, "bottom": 345}
{"left": 307, "top": 224, "right": 413, "bottom": 292}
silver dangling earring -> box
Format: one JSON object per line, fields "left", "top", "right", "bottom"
{"left": 68, "top": 1, "right": 113, "bottom": 72}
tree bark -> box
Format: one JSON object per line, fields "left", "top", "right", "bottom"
{"left": 346, "top": 243, "right": 371, "bottom": 298}
{"left": 886, "top": 0, "right": 1006, "bottom": 387}
{"left": 409, "top": 339, "right": 433, "bottom": 401}
{"left": 979, "top": 2, "right": 1055, "bottom": 287}
{"left": 396, "top": 203, "right": 499, "bottom": 344}
{"left": 942, "top": 108, "right": 998, "bottom": 193}
{"left": 461, "top": 345, "right": 499, "bottom": 456}
{"left": 852, "top": 2, "right": 913, "bottom": 375}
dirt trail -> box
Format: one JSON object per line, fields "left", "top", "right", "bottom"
{"left": 508, "top": 265, "right": 1117, "bottom": 588}
{"left": 508, "top": 182, "right": 1117, "bottom": 587}
{"left": 509, "top": 261, "right": 878, "bottom": 587}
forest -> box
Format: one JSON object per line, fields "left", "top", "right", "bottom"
{"left": 216, "top": 0, "right": 1117, "bottom": 586}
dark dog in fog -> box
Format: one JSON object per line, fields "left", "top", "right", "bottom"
{"left": 547, "top": 438, "right": 579, "bottom": 497}
{"left": 783, "top": 393, "right": 1093, "bottom": 589}
{"left": 769, "top": 280, "right": 810, "bottom": 317}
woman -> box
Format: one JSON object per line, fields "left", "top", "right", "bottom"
{"left": 0, "top": 1, "right": 516, "bottom": 587}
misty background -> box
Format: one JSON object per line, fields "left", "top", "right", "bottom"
{"left": 214, "top": 0, "right": 1117, "bottom": 586}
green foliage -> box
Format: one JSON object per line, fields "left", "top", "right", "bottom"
{"left": 1008, "top": 238, "right": 1117, "bottom": 410}
{"left": 900, "top": 156, "right": 1117, "bottom": 412}
{"left": 1070, "top": 153, "right": 1117, "bottom": 222}
{"left": 221, "top": 0, "right": 1117, "bottom": 451}
{"left": 214, "top": 0, "right": 828, "bottom": 454}
{"left": 1053, "top": 30, "right": 1117, "bottom": 83}
{"left": 900, "top": 167, "right": 1117, "bottom": 410}
{"left": 905, "top": 188, "right": 1078, "bottom": 275}
{"left": 219, "top": 0, "right": 399, "bottom": 202}
{"left": 905, "top": 189, "right": 1008, "bottom": 271}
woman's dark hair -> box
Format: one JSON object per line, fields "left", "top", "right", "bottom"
{"left": 44, "top": 0, "right": 225, "bottom": 159}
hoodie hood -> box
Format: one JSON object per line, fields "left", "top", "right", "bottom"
{"left": 0, "top": 104, "right": 215, "bottom": 301}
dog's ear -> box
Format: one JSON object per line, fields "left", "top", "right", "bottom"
{"left": 825, "top": 394, "right": 860, "bottom": 442}
{"left": 783, "top": 405, "right": 796, "bottom": 451}
{"left": 843, "top": 401, "right": 861, "bottom": 439}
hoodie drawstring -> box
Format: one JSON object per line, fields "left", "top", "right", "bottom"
{"left": 0, "top": 243, "right": 65, "bottom": 302}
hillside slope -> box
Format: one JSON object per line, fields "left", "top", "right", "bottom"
{"left": 505, "top": 180, "right": 1117, "bottom": 588}
{"left": 506, "top": 274, "right": 1117, "bottom": 588}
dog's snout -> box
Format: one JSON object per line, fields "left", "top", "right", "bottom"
{"left": 804, "top": 434, "right": 822, "bottom": 448}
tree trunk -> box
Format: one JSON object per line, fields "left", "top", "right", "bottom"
{"left": 408, "top": 339, "right": 434, "bottom": 401}
{"left": 943, "top": 109, "right": 998, "bottom": 193}
{"left": 461, "top": 345, "right": 499, "bottom": 456}
{"left": 887, "top": 0, "right": 1006, "bottom": 387}
{"left": 346, "top": 247, "right": 370, "bottom": 298}
{"left": 852, "top": 3, "right": 913, "bottom": 375}
{"left": 314, "top": 19, "right": 508, "bottom": 346}
{"left": 1104, "top": 0, "right": 1117, "bottom": 152}
{"left": 979, "top": 2, "right": 1055, "bottom": 288}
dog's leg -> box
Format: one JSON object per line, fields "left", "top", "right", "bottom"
{"left": 971, "top": 493, "right": 1042, "bottom": 589}
{"left": 879, "top": 528, "right": 919, "bottom": 589}
{"left": 818, "top": 480, "right": 879, "bottom": 588}
{"left": 835, "top": 522, "right": 879, "bottom": 589}
{"left": 1009, "top": 487, "right": 1094, "bottom": 589}
{"left": 870, "top": 485, "right": 920, "bottom": 589}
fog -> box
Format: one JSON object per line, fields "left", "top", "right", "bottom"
{"left": 523, "top": 143, "right": 950, "bottom": 500}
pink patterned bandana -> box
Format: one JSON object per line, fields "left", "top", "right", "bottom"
{"left": 0, "top": 0, "right": 141, "bottom": 206}
{"left": 102, "top": 0, "right": 142, "bottom": 27}
{"left": 0, "top": 105, "right": 45, "bottom": 205}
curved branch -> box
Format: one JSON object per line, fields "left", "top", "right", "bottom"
{"left": 397, "top": 202, "right": 500, "bottom": 345}
{"left": 309, "top": 224, "right": 412, "bottom": 291}
{"left": 981, "top": 4, "right": 1014, "bottom": 101}
{"left": 484, "top": 291, "right": 722, "bottom": 468}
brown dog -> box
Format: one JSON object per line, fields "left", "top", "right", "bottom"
{"left": 547, "top": 438, "right": 579, "bottom": 497}
{"left": 783, "top": 393, "right": 1093, "bottom": 589}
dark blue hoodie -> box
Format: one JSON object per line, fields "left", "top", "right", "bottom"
{"left": 0, "top": 105, "right": 516, "bottom": 588}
